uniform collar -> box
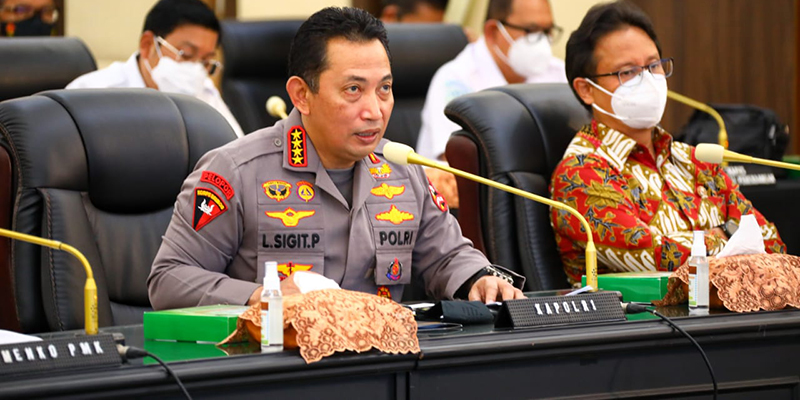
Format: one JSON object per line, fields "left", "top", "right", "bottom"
{"left": 583, "top": 121, "right": 673, "bottom": 171}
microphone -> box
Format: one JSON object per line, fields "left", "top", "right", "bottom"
{"left": 383, "top": 142, "right": 598, "bottom": 291}
{"left": 266, "top": 96, "right": 288, "bottom": 120}
{"left": 667, "top": 90, "right": 728, "bottom": 149}
{"left": 695, "top": 143, "right": 800, "bottom": 171}
{"left": 0, "top": 228, "right": 98, "bottom": 334}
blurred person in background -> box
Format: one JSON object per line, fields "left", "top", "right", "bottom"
{"left": 379, "top": 0, "right": 448, "bottom": 23}
{"left": 0, "top": 0, "right": 57, "bottom": 37}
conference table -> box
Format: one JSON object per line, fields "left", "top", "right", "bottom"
{"left": 2, "top": 297, "right": 800, "bottom": 399}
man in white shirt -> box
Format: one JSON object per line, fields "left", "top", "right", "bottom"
{"left": 66, "top": 0, "right": 244, "bottom": 138}
{"left": 417, "top": 0, "right": 565, "bottom": 206}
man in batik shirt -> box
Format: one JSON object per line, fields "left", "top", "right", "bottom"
{"left": 551, "top": 1, "right": 784, "bottom": 284}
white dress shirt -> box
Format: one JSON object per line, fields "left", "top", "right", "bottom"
{"left": 417, "top": 36, "right": 566, "bottom": 160}
{"left": 66, "top": 53, "right": 244, "bottom": 138}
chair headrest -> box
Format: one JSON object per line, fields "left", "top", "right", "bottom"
{"left": 0, "top": 37, "right": 97, "bottom": 102}
{"left": 221, "top": 20, "right": 304, "bottom": 80}
{"left": 0, "top": 89, "right": 235, "bottom": 213}
{"left": 445, "top": 83, "right": 590, "bottom": 177}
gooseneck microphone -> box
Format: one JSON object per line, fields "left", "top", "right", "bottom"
{"left": 668, "top": 91, "right": 728, "bottom": 149}
{"left": 0, "top": 228, "right": 98, "bottom": 335}
{"left": 695, "top": 143, "right": 800, "bottom": 171}
{"left": 383, "top": 142, "right": 598, "bottom": 291}
{"left": 266, "top": 96, "right": 289, "bottom": 120}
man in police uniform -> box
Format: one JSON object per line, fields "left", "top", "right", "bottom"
{"left": 148, "top": 7, "right": 524, "bottom": 310}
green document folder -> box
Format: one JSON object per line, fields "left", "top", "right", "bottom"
{"left": 582, "top": 271, "right": 672, "bottom": 303}
{"left": 144, "top": 305, "right": 250, "bottom": 343}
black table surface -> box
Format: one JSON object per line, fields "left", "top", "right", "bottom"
{"left": 3, "top": 301, "right": 800, "bottom": 399}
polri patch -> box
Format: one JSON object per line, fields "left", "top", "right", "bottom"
{"left": 375, "top": 205, "right": 414, "bottom": 225}
{"left": 376, "top": 286, "right": 392, "bottom": 299}
{"left": 200, "top": 171, "right": 234, "bottom": 200}
{"left": 427, "top": 177, "right": 448, "bottom": 212}
{"left": 370, "top": 183, "right": 405, "bottom": 200}
{"left": 296, "top": 180, "right": 315, "bottom": 202}
{"left": 288, "top": 126, "right": 308, "bottom": 167}
{"left": 277, "top": 262, "right": 313, "bottom": 281}
{"left": 369, "top": 163, "right": 392, "bottom": 179}
{"left": 263, "top": 180, "right": 292, "bottom": 202}
{"left": 193, "top": 188, "right": 227, "bottom": 231}
{"left": 386, "top": 258, "right": 402, "bottom": 281}
{"left": 265, "top": 207, "right": 316, "bottom": 227}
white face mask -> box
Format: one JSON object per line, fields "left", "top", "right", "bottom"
{"left": 492, "top": 22, "right": 553, "bottom": 79}
{"left": 586, "top": 71, "right": 668, "bottom": 129}
{"left": 143, "top": 43, "right": 207, "bottom": 97}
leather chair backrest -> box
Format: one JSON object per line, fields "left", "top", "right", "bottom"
{"left": 0, "top": 89, "right": 235, "bottom": 333}
{"left": 220, "top": 20, "right": 467, "bottom": 147}
{"left": 0, "top": 37, "right": 96, "bottom": 102}
{"left": 445, "top": 83, "right": 590, "bottom": 291}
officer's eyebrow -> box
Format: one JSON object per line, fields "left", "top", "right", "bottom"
{"left": 344, "top": 74, "right": 393, "bottom": 83}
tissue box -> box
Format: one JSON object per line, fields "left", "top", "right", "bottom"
{"left": 581, "top": 272, "right": 671, "bottom": 303}
{"left": 144, "top": 305, "right": 249, "bottom": 343}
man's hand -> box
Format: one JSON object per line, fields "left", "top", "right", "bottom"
{"left": 425, "top": 167, "right": 459, "bottom": 209}
{"left": 468, "top": 276, "right": 525, "bottom": 304}
{"left": 246, "top": 272, "right": 307, "bottom": 305}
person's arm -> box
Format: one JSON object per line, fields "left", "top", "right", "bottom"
{"left": 410, "top": 166, "right": 524, "bottom": 302}
{"left": 148, "top": 150, "right": 258, "bottom": 310}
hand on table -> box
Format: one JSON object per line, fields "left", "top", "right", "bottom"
{"left": 468, "top": 276, "right": 525, "bottom": 304}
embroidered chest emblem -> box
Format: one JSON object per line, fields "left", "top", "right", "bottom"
{"left": 296, "top": 180, "right": 315, "bottom": 202}
{"left": 386, "top": 258, "right": 402, "bottom": 281}
{"left": 375, "top": 205, "right": 414, "bottom": 225}
{"left": 369, "top": 163, "right": 392, "bottom": 179}
{"left": 192, "top": 188, "right": 227, "bottom": 231}
{"left": 370, "top": 183, "right": 405, "bottom": 199}
{"left": 265, "top": 207, "right": 316, "bottom": 227}
{"left": 277, "top": 262, "right": 313, "bottom": 280}
{"left": 288, "top": 126, "right": 308, "bottom": 167}
{"left": 376, "top": 286, "right": 392, "bottom": 299}
{"left": 263, "top": 180, "right": 292, "bottom": 202}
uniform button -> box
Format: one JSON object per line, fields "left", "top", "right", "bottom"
{"left": 274, "top": 138, "right": 282, "bottom": 147}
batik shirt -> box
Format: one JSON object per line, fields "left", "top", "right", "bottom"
{"left": 549, "top": 121, "right": 785, "bottom": 284}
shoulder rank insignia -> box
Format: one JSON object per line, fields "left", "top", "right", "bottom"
{"left": 427, "top": 177, "right": 448, "bottom": 212}
{"left": 266, "top": 207, "right": 316, "bottom": 227}
{"left": 263, "top": 180, "right": 292, "bottom": 202}
{"left": 287, "top": 125, "right": 308, "bottom": 167}
{"left": 376, "top": 286, "right": 392, "bottom": 299}
{"left": 369, "top": 163, "right": 392, "bottom": 179}
{"left": 386, "top": 258, "right": 402, "bottom": 281}
{"left": 375, "top": 205, "right": 414, "bottom": 225}
{"left": 277, "top": 262, "right": 313, "bottom": 281}
{"left": 368, "top": 153, "right": 381, "bottom": 164}
{"left": 296, "top": 180, "right": 315, "bottom": 202}
{"left": 193, "top": 188, "right": 227, "bottom": 231}
{"left": 370, "top": 183, "right": 405, "bottom": 200}
{"left": 201, "top": 171, "right": 234, "bottom": 200}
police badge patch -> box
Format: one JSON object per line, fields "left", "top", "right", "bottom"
{"left": 296, "top": 180, "right": 315, "bottom": 202}
{"left": 386, "top": 258, "right": 402, "bottom": 281}
{"left": 193, "top": 188, "right": 227, "bottom": 231}
{"left": 376, "top": 286, "right": 392, "bottom": 299}
{"left": 427, "top": 177, "right": 448, "bottom": 212}
{"left": 263, "top": 180, "right": 292, "bottom": 202}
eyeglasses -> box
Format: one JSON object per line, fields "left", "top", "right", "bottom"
{"left": 589, "top": 58, "right": 674, "bottom": 86}
{"left": 498, "top": 20, "right": 563, "bottom": 44}
{"left": 156, "top": 36, "right": 222, "bottom": 76}
{"left": 0, "top": 4, "right": 59, "bottom": 24}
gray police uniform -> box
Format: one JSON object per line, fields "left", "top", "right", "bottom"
{"left": 148, "top": 109, "right": 513, "bottom": 310}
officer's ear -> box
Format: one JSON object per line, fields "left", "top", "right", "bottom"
{"left": 286, "top": 76, "right": 311, "bottom": 116}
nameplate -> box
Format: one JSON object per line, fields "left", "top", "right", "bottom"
{"left": 495, "top": 291, "right": 625, "bottom": 329}
{"left": 0, "top": 333, "right": 121, "bottom": 377}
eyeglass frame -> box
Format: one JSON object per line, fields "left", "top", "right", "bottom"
{"left": 588, "top": 57, "right": 674, "bottom": 86}
{"left": 155, "top": 36, "right": 222, "bottom": 76}
{"left": 0, "top": 4, "right": 59, "bottom": 24}
{"left": 497, "top": 20, "right": 563, "bottom": 44}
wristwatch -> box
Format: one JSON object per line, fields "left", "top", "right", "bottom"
{"left": 483, "top": 265, "right": 514, "bottom": 285}
{"left": 717, "top": 220, "right": 739, "bottom": 238}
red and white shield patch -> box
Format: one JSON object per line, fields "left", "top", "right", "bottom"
{"left": 193, "top": 188, "right": 227, "bottom": 231}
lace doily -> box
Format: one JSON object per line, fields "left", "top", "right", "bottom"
{"left": 654, "top": 253, "right": 800, "bottom": 312}
{"left": 220, "top": 289, "right": 420, "bottom": 363}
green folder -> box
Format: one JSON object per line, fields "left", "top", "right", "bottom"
{"left": 144, "top": 305, "right": 249, "bottom": 343}
{"left": 582, "top": 271, "right": 672, "bottom": 303}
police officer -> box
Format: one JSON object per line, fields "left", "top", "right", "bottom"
{"left": 148, "top": 7, "right": 525, "bottom": 310}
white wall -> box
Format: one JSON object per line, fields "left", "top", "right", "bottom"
{"left": 551, "top": 0, "right": 605, "bottom": 60}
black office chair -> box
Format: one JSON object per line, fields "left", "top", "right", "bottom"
{"left": 0, "top": 89, "right": 236, "bottom": 333}
{"left": 0, "top": 37, "right": 96, "bottom": 102}
{"left": 444, "top": 83, "right": 591, "bottom": 291}
{"left": 220, "top": 20, "right": 467, "bottom": 146}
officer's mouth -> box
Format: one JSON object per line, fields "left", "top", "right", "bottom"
{"left": 354, "top": 128, "right": 381, "bottom": 143}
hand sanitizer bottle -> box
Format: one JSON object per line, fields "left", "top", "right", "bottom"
{"left": 260, "top": 261, "right": 283, "bottom": 353}
{"left": 688, "top": 231, "right": 709, "bottom": 309}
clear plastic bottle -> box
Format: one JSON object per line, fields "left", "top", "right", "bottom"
{"left": 260, "top": 261, "right": 283, "bottom": 353}
{"left": 688, "top": 230, "right": 709, "bottom": 309}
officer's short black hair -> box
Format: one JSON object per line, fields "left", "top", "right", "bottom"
{"left": 142, "top": 0, "right": 220, "bottom": 40}
{"left": 565, "top": 1, "right": 661, "bottom": 110}
{"left": 382, "top": 0, "right": 448, "bottom": 18}
{"left": 288, "top": 7, "right": 390, "bottom": 93}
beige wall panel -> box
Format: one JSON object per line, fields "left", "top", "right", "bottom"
{"left": 237, "top": 0, "right": 351, "bottom": 20}
{"left": 550, "top": 0, "right": 605, "bottom": 60}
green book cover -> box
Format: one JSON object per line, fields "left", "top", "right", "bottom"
{"left": 144, "top": 305, "right": 249, "bottom": 343}
{"left": 582, "top": 271, "right": 672, "bottom": 303}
